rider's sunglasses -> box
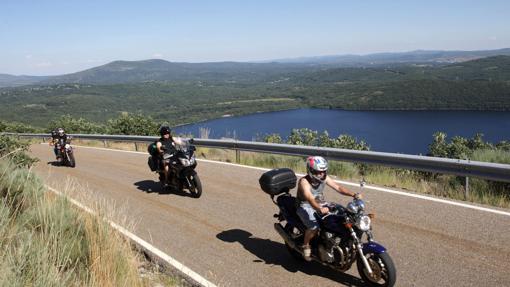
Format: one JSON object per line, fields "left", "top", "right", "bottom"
{"left": 312, "top": 170, "right": 326, "bottom": 175}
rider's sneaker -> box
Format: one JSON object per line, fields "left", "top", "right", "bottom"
{"left": 301, "top": 245, "right": 312, "bottom": 262}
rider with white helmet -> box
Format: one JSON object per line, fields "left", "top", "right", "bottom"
{"left": 49, "top": 127, "right": 71, "bottom": 162}
{"left": 296, "top": 156, "right": 362, "bottom": 261}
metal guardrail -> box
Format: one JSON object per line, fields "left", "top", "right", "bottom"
{"left": 4, "top": 132, "right": 510, "bottom": 183}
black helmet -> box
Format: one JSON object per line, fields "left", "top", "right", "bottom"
{"left": 159, "top": 126, "right": 171, "bottom": 136}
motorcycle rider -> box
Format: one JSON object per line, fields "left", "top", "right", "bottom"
{"left": 49, "top": 127, "right": 71, "bottom": 162}
{"left": 296, "top": 156, "right": 362, "bottom": 261}
{"left": 156, "top": 126, "right": 184, "bottom": 186}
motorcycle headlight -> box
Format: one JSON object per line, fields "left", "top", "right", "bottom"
{"left": 356, "top": 215, "right": 371, "bottom": 232}
{"left": 179, "top": 158, "right": 191, "bottom": 166}
{"left": 65, "top": 144, "right": 70, "bottom": 149}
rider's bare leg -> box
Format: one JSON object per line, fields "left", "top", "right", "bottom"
{"left": 164, "top": 164, "right": 169, "bottom": 183}
{"left": 303, "top": 229, "right": 318, "bottom": 247}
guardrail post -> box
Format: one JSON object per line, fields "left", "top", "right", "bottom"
{"left": 464, "top": 177, "right": 469, "bottom": 199}
{"left": 134, "top": 142, "right": 139, "bottom": 151}
{"left": 103, "top": 140, "right": 107, "bottom": 147}
{"left": 235, "top": 149, "right": 240, "bottom": 164}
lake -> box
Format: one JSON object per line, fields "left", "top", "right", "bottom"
{"left": 173, "top": 109, "right": 510, "bottom": 155}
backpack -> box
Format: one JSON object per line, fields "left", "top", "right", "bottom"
{"left": 147, "top": 141, "right": 159, "bottom": 156}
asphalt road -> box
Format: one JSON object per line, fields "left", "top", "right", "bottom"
{"left": 30, "top": 144, "right": 510, "bottom": 287}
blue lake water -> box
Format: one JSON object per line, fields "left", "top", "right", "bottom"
{"left": 173, "top": 109, "right": 510, "bottom": 155}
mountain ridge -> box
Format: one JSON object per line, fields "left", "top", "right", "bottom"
{"left": 1, "top": 48, "right": 510, "bottom": 87}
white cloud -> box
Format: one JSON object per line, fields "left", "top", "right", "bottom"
{"left": 36, "top": 61, "right": 53, "bottom": 67}
{"left": 25, "top": 54, "right": 33, "bottom": 59}
{"left": 152, "top": 53, "right": 163, "bottom": 58}
{"left": 488, "top": 36, "right": 497, "bottom": 41}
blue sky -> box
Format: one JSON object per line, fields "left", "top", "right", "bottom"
{"left": 1, "top": 0, "right": 509, "bottom": 75}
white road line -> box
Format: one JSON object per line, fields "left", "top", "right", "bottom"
{"left": 45, "top": 144, "right": 510, "bottom": 217}
{"left": 45, "top": 185, "right": 218, "bottom": 287}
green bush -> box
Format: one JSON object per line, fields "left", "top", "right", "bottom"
{"left": 0, "top": 120, "right": 39, "bottom": 133}
{"left": 0, "top": 135, "right": 38, "bottom": 168}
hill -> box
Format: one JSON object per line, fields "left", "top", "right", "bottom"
{"left": 0, "top": 48, "right": 509, "bottom": 88}
{"left": 1, "top": 56, "right": 509, "bottom": 126}
{"left": 273, "top": 48, "right": 510, "bottom": 65}
{"left": 39, "top": 60, "right": 313, "bottom": 85}
{"left": 0, "top": 74, "right": 47, "bottom": 88}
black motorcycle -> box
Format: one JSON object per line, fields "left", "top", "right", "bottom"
{"left": 259, "top": 168, "right": 396, "bottom": 287}
{"left": 148, "top": 140, "right": 202, "bottom": 198}
{"left": 56, "top": 139, "right": 76, "bottom": 168}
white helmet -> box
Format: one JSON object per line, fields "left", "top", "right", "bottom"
{"left": 306, "top": 156, "right": 328, "bottom": 182}
{"left": 57, "top": 128, "right": 65, "bottom": 136}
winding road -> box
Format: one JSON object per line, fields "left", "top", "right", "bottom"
{"left": 30, "top": 144, "right": 510, "bottom": 287}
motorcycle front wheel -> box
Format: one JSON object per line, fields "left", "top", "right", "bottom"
{"left": 357, "top": 252, "right": 396, "bottom": 287}
{"left": 186, "top": 171, "right": 202, "bottom": 198}
{"left": 67, "top": 152, "right": 76, "bottom": 168}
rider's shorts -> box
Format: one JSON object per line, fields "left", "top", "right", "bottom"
{"left": 296, "top": 205, "right": 319, "bottom": 230}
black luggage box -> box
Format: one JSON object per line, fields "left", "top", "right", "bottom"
{"left": 259, "top": 168, "right": 297, "bottom": 196}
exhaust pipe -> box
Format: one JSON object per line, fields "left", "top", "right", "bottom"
{"left": 274, "top": 223, "right": 297, "bottom": 250}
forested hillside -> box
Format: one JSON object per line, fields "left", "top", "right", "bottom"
{"left": 1, "top": 56, "right": 509, "bottom": 126}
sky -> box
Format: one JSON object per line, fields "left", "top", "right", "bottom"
{"left": 1, "top": 0, "right": 509, "bottom": 76}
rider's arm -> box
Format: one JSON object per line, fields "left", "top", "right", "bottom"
{"left": 325, "top": 176, "right": 362, "bottom": 199}
{"left": 298, "top": 178, "right": 329, "bottom": 214}
{"left": 156, "top": 141, "right": 164, "bottom": 154}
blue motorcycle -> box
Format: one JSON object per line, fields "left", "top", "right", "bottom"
{"left": 259, "top": 168, "right": 396, "bottom": 287}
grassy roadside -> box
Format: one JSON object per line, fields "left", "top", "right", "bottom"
{"left": 70, "top": 139, "right": 510, "bottom": 209}
{"left": 0, "top": 136, "right": 179, "bottom": 286}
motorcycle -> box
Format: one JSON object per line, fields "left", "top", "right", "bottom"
{"left": 56, "top": 139, "right": 76, "bottom": 168}
{"left": 147, "top": 140, "right": 202, "bottom": 198}
{"left": 259, "top": 168, "right": 396, "bottom": 287}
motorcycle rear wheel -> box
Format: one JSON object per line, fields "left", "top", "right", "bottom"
{"left": 187, "top": 171, "right": 202, "bottom": 198}
{"left": 357, "top": 252, "right": 396, "bottom": 287}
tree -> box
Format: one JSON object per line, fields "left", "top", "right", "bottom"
{"left": 263, "top": 133, "right": 283, "bottom": 144}
{"left": 428, "top": 132, "right": 449, "bottom": 157}
{"left": 287, "top": 128, "right": 319, "bottom": 146}
{"left": 107, "top": 112, "right": 158, "bottom": 135}
{"left": 48, "top": 115, "right": 105, "bottom": 134}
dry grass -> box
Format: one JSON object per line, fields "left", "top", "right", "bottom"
{"left": 0, "top": 159, "right": 179, "bottom": 286}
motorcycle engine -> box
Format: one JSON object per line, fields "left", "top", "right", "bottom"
{"left": 318, "top": 231, "right": 341, "bottom": 263}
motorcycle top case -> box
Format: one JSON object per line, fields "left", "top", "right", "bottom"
{"left": 259, "top": 168, "right": 297, "bottom": 196}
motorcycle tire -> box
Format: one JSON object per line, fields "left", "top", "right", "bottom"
{"left": 356, "top": 251, "right": 396, "bottom": 287}
{"left": 67, "top": 152, "right": 76, "bottom": 168}
{"left": 187, "top": 171, "right": 202, "bottom": 198}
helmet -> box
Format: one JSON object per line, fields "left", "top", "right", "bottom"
{"left": 306, "top": 156, "right": 328, "bottom": 182}
{"left": 159, "top": 126, "right": 171, "bottom": 136}
{"left": 57, "top": 128, "right": 65, "bottom": 136}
